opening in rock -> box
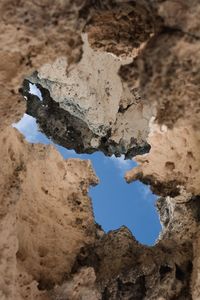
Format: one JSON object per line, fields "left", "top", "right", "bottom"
{"left": 13, "top": 110, "right": 161, "bottom": 246}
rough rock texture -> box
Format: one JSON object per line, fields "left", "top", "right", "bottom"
{"left": 126, "top": 32, "right": 200, "bottom": 128}
{"left": 17, "top": 0, "right": 163, "bottom": 159}
{"left": 71, "top": 211, "right": 196, "bottom": 300}
{"left": 83, "top": 0, "right": 160, "bottom": 56}
{"left": 119, "top": 0, "right": 200, "bottom": 129}
{"left": 1, "top": 0, "right": 200, "bottom": 300}
{"left": 0, "top": 0, "right": 87, "bottom": 131}
{"left": 152, "top": 0, "right": 200, "bottom": 38}
{"left": 22, "top": 33, "right": 153, "bottom": 158}
{"left": 52, "top": 267, "right": 101, "bottom": 300}
{"left": 125, "top": 124, "right": 200, "bottom": 197}
{"left": 0, "top": 127, "right": 98, "bottom": 299}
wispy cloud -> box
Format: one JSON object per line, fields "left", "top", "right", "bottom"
{"left": 140, "top": 185, "right": 152, "bottom": 200}
{"left": 136, "top": 182, "right": 157, "bottom": 204}
{"left": 110, "top": 154, "right": 134, "bottom": 175}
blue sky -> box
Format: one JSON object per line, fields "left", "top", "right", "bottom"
{"left": 13, "top": 113, "right": 161, "bottom": 245}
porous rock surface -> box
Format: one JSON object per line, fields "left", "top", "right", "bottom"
{"left": 1, "top": 0, "right": 200, "bottom": 300}
{"left": 125, "top": 124, "right": 200, "bottom": 197}
{"left": 22, "top": 39, "right": 152, "bottom": 158}
{"left": 0, "top": 0, "right": 86, "bottom": 131}
{"left": 0, "top": 127, "right": 98, "bottom": 299}
{"left": 19, "top": 0, "right": 161, "bottom": 158}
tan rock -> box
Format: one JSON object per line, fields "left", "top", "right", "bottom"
{"left": 1, "top": 0, "right": 200, "bottom": 299}
{"left": 24, "top": 34, "right": 152, "bottom": 158}
{"left": 52, "top": 267, "right": 101, "bottom": 300}
{"left": 0, "top": 0, "right": 85, "bottom": 130}
{"left": 125, "top": 125, "right": 200, "bottom": 196}
{"left": 0, "top": 127, "right": 98, "bottom": 299}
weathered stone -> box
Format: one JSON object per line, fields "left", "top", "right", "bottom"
{"left": 125, "top": 124, "right": 200, "bottom": 196}
{"left": 152, "top": 0, "right": 200, "bottom": 38}
{"left": 72, "top": 223, "right": 194, "bottom": 300}
{"left": 0, "top": 0, "right": 86, "bottom": 131}
{"left": 21, "top": 35, "right": 152, "bottom": 158}
{"left": 83, "top": 0, "right": 160, "bottom": 56}
{"left": 0, "top": 127, "right": 98, "bottom": 299}
{"left": 1, "top": 0, "right": 200, "bottom": 299}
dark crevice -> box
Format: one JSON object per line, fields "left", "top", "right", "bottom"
{"left": 37, "top": 278, "right": 54, "bottom": 291}
{"left": 159, "top": 265, "right": 172, "bottom": 280}
{"left": 116, "top": 276, "right": 146, "bottom": 300}
{"left": 118, "top": 102, "right": 134, "bottom": 113}
{"left": 175, "top": 264, "right": 185, "bottom": 282}
{"left": 102, "top": 286, "right": 111, "bottom": 300}
{"left": 161, "top": 25, "right": 200, "bottom": 41}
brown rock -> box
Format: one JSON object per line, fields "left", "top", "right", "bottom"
{"left": 1, "top": 0, "right": 200, "bottom": 299}
{"left": 0, "top": 127, "right": 98, "bottom": 299}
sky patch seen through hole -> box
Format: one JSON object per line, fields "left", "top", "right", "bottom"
{"left": 13, "top": 84, "right": 161, "bottom": 245}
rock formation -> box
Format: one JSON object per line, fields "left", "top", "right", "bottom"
{"left": 1, "top": 0, "right": 200, "bottom": 299}
{"left": 0, "top": 127, "right": 99, "bottom": 299}
{"left": 21, "top": 34, "right": 152, "bottom": 158}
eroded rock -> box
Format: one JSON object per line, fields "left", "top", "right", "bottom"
{"left": 0, "top": 0, "right": 86, "bottom": 130}
{"left": 83, "top": 0, "right": 160, "bottom": 56}
{"left": 125, "top": 124, "right": 200, "bottom": 197}
{"left": 71, "top": 224, "right": 194, "bottom": 300}
{"left": 21, "top": 35, "right": 153, "bottom": 158}
{"left": 0, "top": 127, "right": 98, "bottom": 299}
{"left": 1, "top": 0, "right": 200, "bottom": 299}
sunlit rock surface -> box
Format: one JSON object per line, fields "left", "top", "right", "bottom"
{"left": 0, "top": 127, "right": 98, "bottom": 299}
{"left": 1, "top": 0, "right": 200, "bottom": 299}
{"left": 125, "top": 125, "right": 200, "bottom": 196}
{"left": 0, "top": 0, "right": 87, "bottom": 131}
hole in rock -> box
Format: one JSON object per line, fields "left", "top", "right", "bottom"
{"left": 12, "top": 85, "right": 161, "bottom": 246}
{"left": 13, "top": 113, "right": 161, "bottom": 245}
{"left": 159, "top": 265, "right": 172, "bottom": 280}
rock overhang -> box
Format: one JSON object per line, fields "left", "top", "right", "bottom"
{"left": 20, "top": 34, "right": 153, "bottom": 159}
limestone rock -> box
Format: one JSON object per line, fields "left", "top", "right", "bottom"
{"left": 153, "top": 0, "right": 200, "bottom": 37}
{"left": 72, "top": 225, "right": 194, "bottom": 300}
{"left": 0, "top": 127, "right": 98, "bottom": 299}
{"left": 125, "top": 125, "right": 200, "bottom": 196}
{"left": 22, "top": 35, "right": 153, "bottom": 158}
{"left": 1, "top": 0, "right": 200, "bottom": 299}
{"left": 129, "top": 33, "right": 200, "bottom": 128}
{"left": 0, "top": 0, "right": 85, "bottom": 130}
{"left": 52, "top": 267, "right": 101, "bottom": 300}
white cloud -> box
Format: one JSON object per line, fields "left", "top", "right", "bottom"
{"left": 110, "top": 154, "right": 133, "bottom": 173}
{"left": 140, "top": 185, "right": 152, "bottom": 200}
{"left": 137, "top": 183, "right": 157, "bottom": 204}
{"left": 29, "top": 83, "right": 43, "bottom": 101}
